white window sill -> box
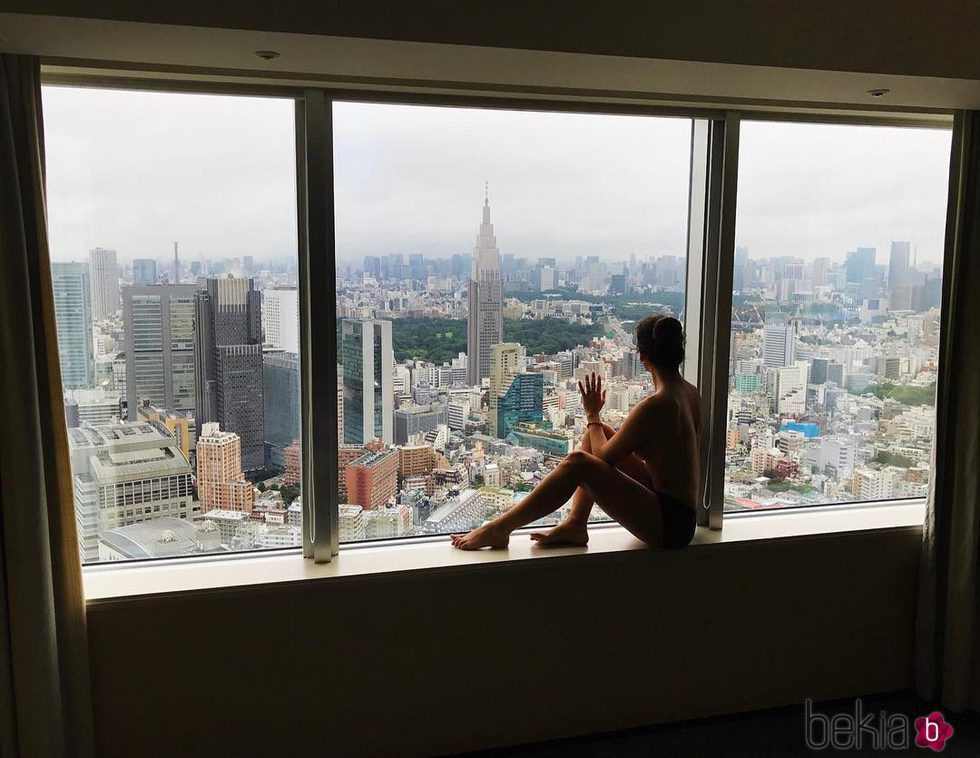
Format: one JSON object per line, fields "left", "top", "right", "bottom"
{"left": 83, "top": 500, "right": 926, "bottom": 605}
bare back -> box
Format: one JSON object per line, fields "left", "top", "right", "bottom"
{"left": 633, "top": 379, "right": 701, "bottom": 510}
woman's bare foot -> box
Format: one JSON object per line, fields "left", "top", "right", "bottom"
{"left": 529, "top": 520, "right": 589, "bottom": 547}
{"left": 451, "top": 522, "right": 510, "bottom": 550}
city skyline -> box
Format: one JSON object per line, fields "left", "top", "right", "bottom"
{"left": 43, "top": 87, "right": 952, "bottom": 266}
{"left": 41, "top": 84, "right": 951, "bottom": 562}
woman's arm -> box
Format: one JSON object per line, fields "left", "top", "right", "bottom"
{"left": 580, "top": 373, "right": 609, "bottom": 455}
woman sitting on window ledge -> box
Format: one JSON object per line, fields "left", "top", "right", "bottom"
{"left": 452, "top": 315, "right": 700, "bottom": 550}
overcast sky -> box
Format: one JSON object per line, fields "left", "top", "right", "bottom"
{"left": 42, "top": 87, "right": 952, "bottom": 267}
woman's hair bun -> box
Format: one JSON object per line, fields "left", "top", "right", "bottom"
{"left": 635, "top": 314, "right": 685, "bottom": 370}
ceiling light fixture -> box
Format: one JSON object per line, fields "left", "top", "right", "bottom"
{"left": 867, "top": 88, "right": 890, "bottom": 99}
{"left": 254, "top": 50, "right": 281, "bottom": 61}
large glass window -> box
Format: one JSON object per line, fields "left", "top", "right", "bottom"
{"left": 43, "top": 80, "right": 956, "bottom": 563}
{"left": 43, "top": 86, "right": 301, "bottom": 562}
{"left": 332, "top": 102, "right": 692, "bottom": 541}
{"left": 724, "top": 121, "right": 951, "bottom": 511}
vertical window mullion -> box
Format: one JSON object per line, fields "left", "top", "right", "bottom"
{"left": 694, "top": 112, "right": 740, "bottom": 530}
{"left": 684, "top": 119, "right": 710, "bottom": 525}
{"left": 300, "top": 89, "right": 340, "bottom": 561}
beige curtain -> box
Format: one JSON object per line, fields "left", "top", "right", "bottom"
{"left": 0, "top": 54, "right": 94, "bottom": 757}
{"left": 916, "top": 110, "right": 980, "bottom": 712}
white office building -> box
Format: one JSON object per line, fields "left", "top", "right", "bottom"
{"left": 68, "top": 421, "right": 195, "bottom": 562}
{"left": 262, "top": 287, "right": 300, "bottom": 353}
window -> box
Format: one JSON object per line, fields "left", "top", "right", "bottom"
{"left": 332, "top": 101, "right": 692, "bottom": 541}
{"left": 41, "top": 77, "right": 956, "bottom": 568}
{"left": 44, "top": 86, "right": 302, "bottom": 562}
{"left": 723, "top": 121, "right": 951, "bottom": 511}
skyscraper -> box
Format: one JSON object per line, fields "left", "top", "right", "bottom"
{"left": 122, "top": 284, "right": 199, "bottom": 419}
{"left": 888, "top": 241, "right": 912, "bottom": 310}
{"left": 490, "top": 342, "right": 543, "bottom": 438}
{"left": 195, "top": 278, "right": 265, "bottom": 470}
{"left": 844, "top": 247, "right": 877, "bottom": 286}
{"left": 172, "top": 241, "right": 181, "bottom": 284}
{"left": 342, "top": 318, "right": 394, "bottom": 445}
{"left": 51, "top": 262, "right": 94, "bottom": 388}
{"left": 88, "top": 247, "right": 120, "bottom": 321}
{"left": 467, "top": 188, "right": 503, "bottom": 386}
{"left": 196, "top": 422, "right": 254, "bottom": 512}
{"left": 132, "top": 258, "right": 158, "bottom": 286}
{"left": 810, "top": 358, "right": 829, "bottom": 385}
{"left": 261, "top": 287, "right": 300, "bottom": 353}
{"left": 263, "top": 350, "right": 300, "bottom": 467}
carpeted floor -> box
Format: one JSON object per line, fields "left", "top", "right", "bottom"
{"left": 464, "top": 694, "right": 980, "bottom": 756}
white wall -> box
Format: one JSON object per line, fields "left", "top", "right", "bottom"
{"left": 86, "top": 527, "right": 921, "bottom": 757}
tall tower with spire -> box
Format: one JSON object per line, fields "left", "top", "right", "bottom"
{"left": 467, "top": 184, "right": 504, "bottom": 386}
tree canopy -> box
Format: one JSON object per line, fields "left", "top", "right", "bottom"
{"left": 339, "top": 317, "right": 605, "bottom": 364}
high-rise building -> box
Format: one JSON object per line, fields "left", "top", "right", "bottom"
{"left": 122, "top": 284, "right": 199, "bottom": 419}
{"left": 195, "top": 278, "right": 265, "bottom": 470}
{"left": 398, "top": 444, "right": 434, "bottom": 493}
{"left": 447, "top": 399, "right": 471, "bottom": 431}
{"left": 196, "top": 422, "right": 254, "bottom": 512}
{"left": 338, "top": 504, "right": 366, "bottom": 541}
{"left": 67, "top": 421, "right": 195, "bottom": 562}
{"left": 132, "top": 258, "right": 158, "bottom": 286}
{"left": 809, "top": 358, "right": 829, "bottom": 385}
{"left": 171, "top": 242, "right": 181, "bottom": 284}
{"left": 826, "top": 361, "right": 845, "bottom": 387}
{"left": 338, "top": 445, "right": 368, "bottom": 503}
{"left": 337, "top": 364, "right": 344, "bottom": 440}
{"left": 88, "top": 247, "right": 120, "bottom": 321}
{"left": 51, "top": 262, "right": 95, "bottom": 389}
{"left": 393, "top": 404, "right": 448, "bottom": 445}
{"left": 344, "top": 448, "right": 399, "bottom": 510}
{"left": 363, "top": 255, "right": 381, "bottom": 280}
{"left": 489, "top": 342, "right": 520, "bottom": 437}
{"left": 490, "top": 342, "right": 544, "bottom": 438}
{"left": 283, "top": 440, "right": 302, "bottom": 486}
{"left": 263, "top": 350, "right": 300, "bottom": 467}
{"left": 262, "top": 287, "right": 300, "bottom": 353}
{"left": 63, "top": 388, "right": 122, "bottom": 425}
{"left": 763, "top": 318, "right": 796, "bottom": 368}
{"left": 773, "top": 365, "right": 807, "bottom": 415}
{"left": 888, "top": 241, "right": 912, "bottom": 310}
{"left": 844, "top": 247, "right": 877, "bottom": 286}
{"left": 135, "top": 404, "right": 195, "bottom": 461}
{"left": 467, "top": 189, "right": 504, "bottom": 385}
{"left": 341, "top": 318, "right": 393, "bottom": 445}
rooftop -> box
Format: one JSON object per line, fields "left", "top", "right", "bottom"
{"left": 99, "top": 517, "right": 227, "bottom": 560}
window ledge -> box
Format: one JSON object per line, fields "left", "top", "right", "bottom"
{"left": 83, "top": 500, "right": 925, "bottom": 605}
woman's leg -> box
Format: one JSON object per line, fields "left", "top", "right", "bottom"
{"left": 451, "top": 449, "right": 664, "bottom": 550}
{"left": 528, "top": 423, "right": 609, "bottom": 546}
{"left": 531, "top": 424, "right": 653, "bottom": 546}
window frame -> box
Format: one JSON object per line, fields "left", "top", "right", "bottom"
{"left": 40, "top": 70, "right": 956, "bottom": 567}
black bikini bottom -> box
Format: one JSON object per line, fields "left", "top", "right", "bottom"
{"left": 659, "top": 492, "right": 697, "bottom": 548}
